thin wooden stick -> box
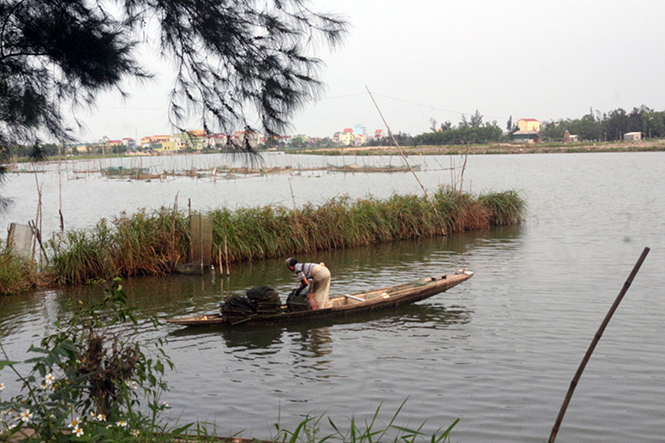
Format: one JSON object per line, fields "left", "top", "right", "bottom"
{"left": 365, "top": 86, "right": 446, "bottom": 235}
{"left": 199, "top": 212, "right": 203, "bottom": 272}
{"left": 58, "top": 143, "right": 64, "bottom": 231}
{"left": 224, "top": 236, "right": 230, "bottom": 275}
{"left": 459, "top": 151, "right": 468, "bottom": 194}
{"left": 288, "top": 177, "right": 297, "bottom": 211}
{"left": 549, "top": 247, "right": 650, "bottom": 443}
{"left": 28, "top": 221, "right": 49, "bottom": 265}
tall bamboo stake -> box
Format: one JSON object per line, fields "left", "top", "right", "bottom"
{"left": 365, "top": 86, "right": 446, "bottom": 235}
{"left": 58, "top": 142, "right": 64, "bottom": 231}
{"left": 199, "top": 212, "right": 203, "bottom": 272}
{"left": 32, "top": 173, "right": 43, "bottom": 268}
{"left": 548, "top": 247, "right": 650, "bottom": 443}
{"left": 459, "top": 151, "right": 469, "bottom": 194}
{"left": 224, "top": 236, "right": 230, "bottom": 275}
{"left": 288, "top": 177, "right": 297, "bottom": 210}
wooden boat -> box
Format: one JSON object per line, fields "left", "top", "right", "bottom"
{"left": 166, "top": 269, "right": 473, "bottom": 327}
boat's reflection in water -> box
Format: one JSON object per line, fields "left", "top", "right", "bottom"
{"left": 168, "top": 301, "right": 471, "bottom": 351}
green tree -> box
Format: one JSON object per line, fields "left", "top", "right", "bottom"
{"left": 289, "top": 134, "right": 309, "bottom": 149}
{"left": 0, "top": 0, "right": 347, "bottom": 211}
{"left": 603, "top": 108, "right": 628, "bottom": 141}
{"left": 470, "top": 109, "right": 483, "bottom": 127}
{"left": 541, "top": 120, "right": 567, "bottom": 141}
{"left": 0, "top": 0, "right": 347, "bottom": 149}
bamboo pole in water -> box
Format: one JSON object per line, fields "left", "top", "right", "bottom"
{"left": 365, "top": 86, "right": 446, "bottom": 235}
{"left": 548, "top": 247, "right": 650, "bottom": 443}
{"left": 199, "top": 213, "right": 203, "bottom": 272}
{"left": 224, "top": 236, "right": 230, "bottom": 275}
{"left": 288, "top": 177, "right": 296, "bottom": 211}
{"left": 58, "top": 142, "right": 65, "bottom": 232}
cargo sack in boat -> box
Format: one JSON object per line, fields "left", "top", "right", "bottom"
{"left": 246, "top": 286, "right": 281, "bottom": 315}
{"left": 286, "top": 289, "right": 309, "bottom": 312}
{"left": 220, "top": 295, "right": 256, "bottom": 315}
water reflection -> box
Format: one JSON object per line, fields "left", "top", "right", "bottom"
{"left": 167, "top": 302, "right": 470, "bottom": 351}
{"left": 290, "top": 327, "right": 334, "bottom": 374}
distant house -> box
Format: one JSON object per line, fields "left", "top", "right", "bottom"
{"left": 122, "top": 137, "right": 136, "bottom": 149}
{"left": 352, "top": 134, "right": 366, "bottom": 146}
{"left": 205, "top": 133, "right": 228, "bottom": 149}
{"left": 148, "top": 135, "right": 176, "bottom": 152}
{"left": 374, "top": 129, "right": 383, "bottom": 139}
{"left": 624, "top": 132, "right": 642, "bottom": 141}
{"left": 231, "top": 130, "right": 262, "bottom": 149}
{"left": 513, "top": 118, "right": 541, "bottom": 143}
{"left": 562, "top": 129, "right": 579, "bottom": 143}
{"left": 516, "top": 118, "right": 541, "bottom": 132}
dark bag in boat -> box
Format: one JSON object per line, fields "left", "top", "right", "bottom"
{"left": 286, "top": 289, "right": 309, "bottom": 312}
{"left": 220, "top": 295, "right": 256, "bottom": 315}
{"left": 246, "top": 286, "right": 279, "bottom": 302}
{"left": 246, "top": 286, "right": 281, "bottom": 315}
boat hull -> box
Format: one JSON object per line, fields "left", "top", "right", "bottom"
{"left": 166, "top": 270, "right": 473, "bottom": 327}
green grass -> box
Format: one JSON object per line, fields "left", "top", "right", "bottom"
{"left": 175, "top": 402, "right": 459, "bottom": 443}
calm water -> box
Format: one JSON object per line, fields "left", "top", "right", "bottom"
{"left": 1, "top": 152, "right": 664, "bottom": 442}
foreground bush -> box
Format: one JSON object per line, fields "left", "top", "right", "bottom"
{"left": 0, "top": 279, "right": 187, "bottom": 442}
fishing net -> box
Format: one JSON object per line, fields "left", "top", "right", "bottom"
{"left": 220, "top": 286, "right": 282, "bottom": 320}
{"left": 286, "top": 289, "right": 309, "bottom": 312}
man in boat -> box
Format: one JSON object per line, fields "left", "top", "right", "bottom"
{"left": 285, "top": 258, "right": 331, "bottom": 310}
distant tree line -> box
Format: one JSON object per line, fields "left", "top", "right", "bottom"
{"left": 413, "top": 111, "right": 503, "bottom": 145}
{"left": 541, "top": 105, "right": 665, "bottom": 142}
{"left": 365, "top": 132, "right": 415, "bottom": 147}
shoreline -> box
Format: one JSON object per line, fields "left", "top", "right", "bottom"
{"left": 5, "top": 140, "right": 665, "bottom": 165}
{"left": 298, "top": 140, "right": 665, "bottom": 156}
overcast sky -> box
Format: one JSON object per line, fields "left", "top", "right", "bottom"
{"left": 69, "top": 0, "right": 665, "bottom": 142}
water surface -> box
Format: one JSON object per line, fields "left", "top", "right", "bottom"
{"left": 1, "top": 152, "right": 664, "bottom": 442}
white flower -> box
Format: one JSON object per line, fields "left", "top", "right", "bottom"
{"left": 20, "top": 409, "right": 33, "bottom": 423}
{"left": 0, "top": 382, "right": 5, "bottom": 391}
{"left": 125, "top": 380, "right": 139, "bottom": 391}
{"left": 96, "top": 413, "right": 106, "bottom": 422}
{"left": 73, "top": 424, "right": 84, "bottom": 437}
{"left": 162, "top": 401, "right": 170, "bottom": 409}
{"left": 44, "top": 373, "right": 55, "bottom": 386}
{"left": 130, "top": 429, "right": 140, "bottom": 437}
{"left": 116, "top": 420, "right": 128, "bottom": 428}
{"left": 68, "top": 417, "right": 81, "bottom": 429}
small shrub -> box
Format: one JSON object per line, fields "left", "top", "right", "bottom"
{"left": 0, "top": 279, "right": 187, "bottom": 442}
{"left": 0, "top": 241, "right": 39, "bottom": 295}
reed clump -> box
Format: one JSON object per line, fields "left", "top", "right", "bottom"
{"left": 0, "top": 240, "right": 43, "bottom": 294}
{"left": 49, "top": 207, "right": 188, "bottom": 285}
{"left": 209, "top": 186, "right": 524, "bottom": 263}
{"left": 17, "top": 187, "right": 525, "bottom": 289}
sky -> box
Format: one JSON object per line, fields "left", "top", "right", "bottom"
{"left": 68, "top": 0, "right": 665, "bottom": 142}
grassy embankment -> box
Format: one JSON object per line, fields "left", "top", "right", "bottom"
{"left": 1, "top": 187, "right": 525, "bottom": 292}
{"left": 299, "top": 138, "right": 665, "bottom": 156}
